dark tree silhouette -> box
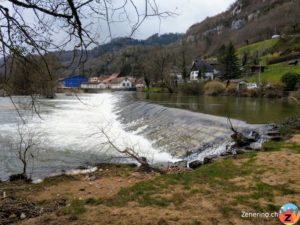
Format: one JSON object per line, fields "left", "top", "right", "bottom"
{"left": 221, "top": 42, "right": 241, "bottom": 80}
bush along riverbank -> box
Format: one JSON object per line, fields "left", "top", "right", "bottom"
{"left": 141, "top": 74, "right": 300, "bottom": 100}
{"left": 1, "top": 117, "right": 299, "bottom": 225}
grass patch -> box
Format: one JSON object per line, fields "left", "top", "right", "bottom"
{"left": 279, "top": 186, "right": 298, "bottom": 195}
{"left": 251, "top": 182, "right": 274, "bottom": 201}
{"left": 219, "top": 206, "right": 232, "bottom": 217}
{"left": 85, "top": 197, "right": 103, "bottom": 205}
{"left": 237, "top": 39, "right": 279, "bottom": 55}
{"left": 60, "top": 199, "right": 86, "bottom": 216}
{"left": 263, "top": 141, "right": 300, "bottom": 153}
{"left": 234, "top": 195, "right": 251, "bottom": 205}
{"left": 267, "top": 204, "right": 279, "bottom": 212}
{"left": 246, "top": 63, "right": 300, "bottom": 83}
{"left": 36, "top": 175, "right": 76, "bottom": 188}
{"left": 262, "top": 141, "right": 284, "bottom": 151}
{"left": 104, "top": 158, "right": 256, "bottom": 207}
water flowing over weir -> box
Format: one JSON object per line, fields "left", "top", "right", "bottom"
{"left": 115, "top": 93, "right": 268, "bottom": 161}
{"left": 0, "top": 93, "right": 174, "bottom": 181}
{"left": 0, "top": 93, "right": 267, "bottom": 180}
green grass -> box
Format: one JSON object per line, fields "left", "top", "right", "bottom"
{"left": 103, "top": 158, "right": 256, "bottom": 207}
{"left": 251, "top": 182, "right": 274, "bottom": 200}
{"left": 245, "top": 63, "right": 300, "bottom": 83}
{"left": 263, "top": 141, "right": 300, "bottom": 153}
{"left": 237, "top": 38, "right": 300, "bottom": 83}
{"left": 237, "top": 39, "right": 279, "bottom": 55}
{"left": 60, "top": 199, "right": 86, "bottom": 216}
{"left": 36, "top": 174, "right": 76, "bottom": 188}
{"left": 85, "top": 197, "right": 103, "bottom": 205}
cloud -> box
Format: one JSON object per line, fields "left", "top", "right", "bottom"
{"left": 118, "top": 0, "right": 236, "bottom": 39}
{"left": 1, "top": 0, "right": 236, "bottom": 47}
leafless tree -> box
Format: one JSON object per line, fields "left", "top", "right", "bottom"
{"left": 0, "top": 0, "right": 174, "bottom": 75}
{"left": 149, "top": 47, "right": 177, "bottom": 92}
{"left": 0, "top": 1, "right": 174, "bottom": 178}
{"left": 0, "top": 0, "right": 174, "bottom": 115}
{"left": 9, "top": 123, "right": 40, "bottom": 181}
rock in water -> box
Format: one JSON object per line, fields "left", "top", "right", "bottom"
{"left": 203, "top": 155, "right": 218, "bottom": 164}
{"left": 172, "top": 160, "right": 188, "bottom": 168}
{"left": 189, "top": 160, "right": 203, "bottom": 169}
{"left": 249, "top": 143, "right": 262, "bottom": 150}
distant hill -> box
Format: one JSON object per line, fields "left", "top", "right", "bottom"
{"left": 2, "top": 0, "right": 300, "bottom": 79}
{"left": 57, "top": 33, "right": 183, "bottom": 64}
{"left": 183, "top": 0, "right": 300, "bottom": 56}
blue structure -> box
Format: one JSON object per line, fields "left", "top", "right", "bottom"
{"left": 63, "top": 75, "right": 88, "bottom": 88}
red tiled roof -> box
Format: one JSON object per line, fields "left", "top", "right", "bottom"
{"left": 102, "top": 73, "right": 119, "bottom": 83}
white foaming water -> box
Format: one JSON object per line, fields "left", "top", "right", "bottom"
{"left": 0, "top": 93, "right": 176, "bottom": 180}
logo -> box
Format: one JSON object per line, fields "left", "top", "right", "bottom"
{"left": 279, "top": 203, "right": 300, "bottom": 225}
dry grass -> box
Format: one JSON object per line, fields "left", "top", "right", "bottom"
{"left": 1, "top": 137, "right": 300, "bottom": 225}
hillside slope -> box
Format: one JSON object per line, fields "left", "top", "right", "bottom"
{"left": 184, "top": 0, "right": 300, "bottom": 56}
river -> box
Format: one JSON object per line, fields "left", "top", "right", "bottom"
{"left": 0, "top": 92, "right": 298, "bottom": 181}
{"left": 132, "top": 92, "right": 300, "bottom": 124}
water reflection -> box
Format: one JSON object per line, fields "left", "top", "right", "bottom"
{"left": 132, "top": 93, "right": 300, "bottom": 124}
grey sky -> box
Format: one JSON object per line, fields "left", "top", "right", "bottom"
{"left": 1, "top": 0, "right": 236, "bottom": 48}
{"left": 112, "top": 0, "right": 236, "bottom": 40}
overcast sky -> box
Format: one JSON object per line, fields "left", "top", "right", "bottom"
{"left": 115, "top": 0, "right": 236, "bottom": 40}
{"left": 1, "top": 0, "right": 236, "bottom": 48}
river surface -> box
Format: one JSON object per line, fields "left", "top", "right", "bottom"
{"left": 0, "top": 92, "right": 297, "bottom": 181}
{"left": 132, "top": 92, "right": 300, "bottom": 124}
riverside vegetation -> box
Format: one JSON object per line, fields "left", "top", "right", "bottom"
{"left": 1, "top": 116, "right": 299, "bottom": 225}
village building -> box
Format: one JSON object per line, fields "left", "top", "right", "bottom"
{"left": 63, "top": 75, "right": 88, "bottom": 88}
{"left": 101, "top": 73, "right": 120, "bottom": 84}
{"left": 109, "top": 77, "right": 135, "bottom": 90}
{"left": 81, "top": 76, "right": 108, "bottom": 90}
{"left": 190, "top": 59, "right": 218, "bottom": 81}
{"left": 251, "top": 65, "right": 265, "bottom": 74}
{"left": 135, "top": 79, "right": 145, "bottom": 89}
{"left": 81, "top": 82, "right": 107, "bottom": 90}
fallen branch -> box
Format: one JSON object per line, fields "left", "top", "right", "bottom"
{"left": 227, "top": 118, "right": 253, "bottom": 147}
{"left": 100, "top": 129, "right": 159, "bottom": 173}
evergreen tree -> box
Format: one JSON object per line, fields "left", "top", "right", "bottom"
{"left": 223, "top": 42, "right": 241, "bottom": 80}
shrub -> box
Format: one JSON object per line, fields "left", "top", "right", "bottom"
{"left": 226, "top": 83, "right": 237, "bottom": 95}
{"left": 264, "top": 81, "right": 285, "bottom": 98}
{"left": 281, "top": 72, "right": 300, "bottom": 91}
{"left": 245, "top": 89, "right": 259, "bottom": 97}
{"left": 204, "top": 81, "right": 225, "bottom": 96}
{"left": 179, "top": 82, "right": 204, "bottom": 95}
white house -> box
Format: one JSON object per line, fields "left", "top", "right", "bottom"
{"left": 190, "top": 71, "right": 199, "bottom": 81}
{"left": 81, "top": 82, "right": 107, "bottom": 89}
{"left": 109, "top": 77, "right": 134, "bottom": 89}
{"left": 190, "top": 59, "right": 218, "bottom": 81}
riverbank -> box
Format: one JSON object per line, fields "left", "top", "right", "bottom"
{"left": 141, "top": 80, "right": 300, "bottom": 100}
{"left": 1, "top": 135, "right": 299, "bottom": 225}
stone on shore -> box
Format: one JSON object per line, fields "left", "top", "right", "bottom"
{"left": 188, "top": 160, "right": 203, "bottom": 169}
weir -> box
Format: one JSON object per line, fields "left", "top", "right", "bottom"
{"left": 116, "top": 93, "right": 268, "bottom": 160}
{"left": 0, "top": 93, "right": 267, "bottom": 180}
